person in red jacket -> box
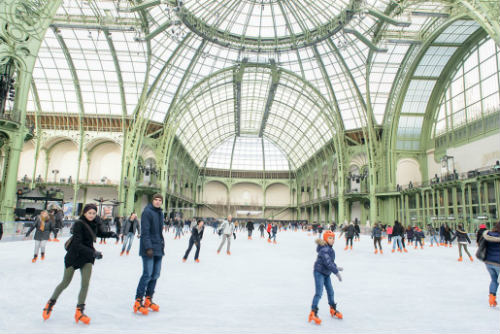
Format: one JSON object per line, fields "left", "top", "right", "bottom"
{"left": 266, "top": 222, "right": 272, "bottom": 243}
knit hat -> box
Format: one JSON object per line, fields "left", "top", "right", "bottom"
{"left": 152, "top": 193, "right": 163, "bottom": 201}
{"left": 323, "top": 230, "right": 335, "bottom": 242}
{"left": 479, "top": 224, "right": 487, "bottom": 229}
{"left": 82, "top": 203, "right": 98, "bottom": 215}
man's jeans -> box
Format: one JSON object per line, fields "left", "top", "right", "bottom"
{"left": 122, "top": 232, "right": 135, "bottom": 252}
{"left": 486, "top": 263, "right": 500, "bottom": 295}
{"left": 136, "top": 255, "right": 163, "bottom": 299}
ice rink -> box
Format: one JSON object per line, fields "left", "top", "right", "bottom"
{"left": 0, "top": 228, "right": 498, "bottom": 334}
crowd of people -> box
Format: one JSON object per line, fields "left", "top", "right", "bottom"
{"left": 17, "top": 201, "right": 500, "bottom": 326}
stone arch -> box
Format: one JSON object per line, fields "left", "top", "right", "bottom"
{"left": 229, "top": 182, "right": 263, "bottom": 206}
{"left": 396, "top": 158, "right": 422, "bottom": 186}
{"left": 265, "top": 183, "right": 290, "bottom": 207}
{"left": 202, "top": 180, "right": 228, "bottom": 205}
{"left": 46, "top": 140, "right": 79, "bottom": 182}
{"left": 87, "top": 142, "right": 122, "bottom": 184}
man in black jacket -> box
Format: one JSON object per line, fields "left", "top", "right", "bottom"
{"left": 134, "top": 194, "right": 164, "bottom": 315}
{"left": 246, "top": 221, "right": 254, "bottom": 240}
{"left": 182, "top": 219, "right": 204, "bottom": 262}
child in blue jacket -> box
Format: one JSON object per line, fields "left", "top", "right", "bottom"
{"left": 309, "top": 230, "right": 343, "bottom": 325}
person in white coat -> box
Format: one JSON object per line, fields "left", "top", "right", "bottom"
{"left": 217, "top": 215, "right": 235, "bottom": 255}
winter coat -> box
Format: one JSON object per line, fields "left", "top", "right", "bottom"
{"left": 258, "top": 224, "right": 265, "bottom": 231}
{"left": 371, "top": 226, "right": 382, "bottom": 238}
{"left": 271, "top": 225, "right": 278, "bottom": 234}
{"left": 345, "top": 224, "right": 355, "bottom": 238}
{"left": 266, "top": 224, "right": 272, "bottom": 233}
{"left": 392, "top": 223, "right": 404, "bottom": 237}
{"left": 387, "top": 226, "right": 393, "bottom": 235}
{"left": 25, "top": 216, "right": 53, "bottom": 241}
{"left": 54, "top": 211, "right": 64, "bottom": 229}
{"left": 406, "top": 229, "right": 414, "bottom": 239}
{"left": 453, "top": 229, "right": 471, "bottom": 244}
{"left": 443, "top": 228, "right": 453, "bottom": 241}
{"left": 354, "top": 224, "right": 360, "bottom": 234}
{"left": 482, "top": 231, "right": 500, "bottom": 266}
{"left": 65, "top": 217, "right": 114, "bottom": 269}
{"left": 218, "top": 220, "right": 235, "bottom": 235}
{"left": 427, "top": 227, "right": 437, "bottom": 236}
{"left": 414, "top": 230, "right": 425, "bottom": 239}
{"left": 139, "top": 203, "right": 165, "bottom": 257}
{"left": 477, "top": 228, "right": 487, "bottom": 243}
{"left": 313, "top": 239, "right": 339, "bottom": 276}
{"left": 246, "top": 221, "right": 254, "bottom": 230}
{"left": 190, "top": 226, "right": 204, "bottom": 244}
{"left": 122, "top": 217, "right": 140, "bottom": 235}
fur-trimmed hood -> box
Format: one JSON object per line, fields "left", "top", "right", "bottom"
{"left": 315, "top": 238, "right": 327, "bottom": 246}
{"left": 482, "top": 230, "right": 500, "bottom": 242}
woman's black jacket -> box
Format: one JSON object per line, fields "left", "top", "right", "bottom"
{"left": 65, "top": 217, "right": 115, "bottom": 269}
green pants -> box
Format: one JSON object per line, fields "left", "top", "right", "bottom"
{"left": 50, "top": 263, "right": 93, "bottom": 305}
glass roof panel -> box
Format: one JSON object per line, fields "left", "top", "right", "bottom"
{"left": 205, "top": 136, "right": 290, "bottom": 171}
{"left": 401, "top": 80, "right": 437, "bottom": 114}
{"left": 414, "top": 46, "right": 457, "bottom": 77}
{"left": 434, "top": 20, "right": 480, "bottom": 44}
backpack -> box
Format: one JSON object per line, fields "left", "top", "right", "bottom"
{"left": 65, "top": 221, "right": 97, "bottom": 251}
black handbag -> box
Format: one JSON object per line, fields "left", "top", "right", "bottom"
{"left": 475, "top": 237, "right": 487, "bottom": 261}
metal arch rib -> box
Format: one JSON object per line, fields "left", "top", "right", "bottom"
{"left": 233, "top": 58, "right": 247, "bottom": 137}
{"left": 52, "top": 26, "right": 85, "bottom": 215}
{"left": 259, "top": 61, "right": 280, "bottom": 138}
{"left": 311, "top": 45, "right": 344, "bottom": 132}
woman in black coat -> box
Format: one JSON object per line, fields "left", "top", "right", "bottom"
{"left": 183, "top": 219, "right": 204, "bottom": 262}
{"left": 42, "top": 204, "right": 117, "bottom": 324}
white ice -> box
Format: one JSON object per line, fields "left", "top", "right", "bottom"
{"left": 0, "top": 228, "right": 498, "bottom": 334}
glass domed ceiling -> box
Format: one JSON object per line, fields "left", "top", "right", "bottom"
{"left": 170, "top": 0, "right": 360, "bottom": 51}
{"left": 205, "top": 136, "right": 290, "bottom": 171}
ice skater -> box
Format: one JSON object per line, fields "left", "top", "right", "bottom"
{"left": 453, "top": 224, "right": 473, "bottom": 262}
{"left": 479, "top": 221, "right": 500, "bottom": 307}
{"left": 134, "top": 194, "right": 165, "bottom": 315}
{"left": 42, "top": 204, "right": 118, "bottom": 324}
{"left": 406, "top": 226, "right": 414, "bottom": 246}
{"left": 308, "top": 230, "right": 343, "bottom": 325}
{"left": 391, "top": 220, "right": 405, "bottom": 253}
{"left": 443, "top": 224, "right": 454, "bottom": 247}
{"left": 371, "top": 222, "right": 383, "bottom": 254}
{"left": 266, "top": 222, "right": 272, "bottom": 242}
{"left": 246, "top": 220, "right": 254, "bottom": 240}
{"left": 343, "top": 222, "right": 355, "bottom": 250}
{"left": 217, "top": 215, "right": 235, "bottom": 255}
{"left": 258, "top": 223, "right": 265, "bottom": 238}
{"left": 25, "top": 210, "right": 53, "bottom": 262}
{"left": 354, "top": 222, "right": 360, "bottom": 241}
{"left": 414, "top": 227, "right": 425, "bottom": 249}
{"left": 120, "top": 212, "right": 140, "bottom": 256}
{"left": 386, "top": 225, "right": 393, "bottom": 243}
{"left": 183, "top": 219, "right": 204, "bottom": 263}
{"left": 271, "top": 223, "right": 278, "bottom": 244}
{"left": 174, "top": 218, "right": 183, "bottom": 239}
{"left": 427, "top": 224, "right": 439, "bottom": 247}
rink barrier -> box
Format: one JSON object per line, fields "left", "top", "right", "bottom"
{"left": 0, "top": 221, "right": 72, "bottom": 242}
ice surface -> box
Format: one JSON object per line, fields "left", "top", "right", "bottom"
{"left": 0, "top": 229, "right": 498, "bottom": 333}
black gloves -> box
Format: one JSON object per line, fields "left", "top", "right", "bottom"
{"left": 94, "top": 251, "right": 103, "bottom": 260}
{"left": 146, "top": 248, "right": 154, "bottom": 258}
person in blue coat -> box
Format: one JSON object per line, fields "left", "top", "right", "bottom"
{"left": 481, "top": 222, "right": 500, "bottom": 307}
{"left": 133, "top": 194, "right": 164, "bottom": 315}
{"left": 308, "top": 230, "right": 343, "bottom": 325}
